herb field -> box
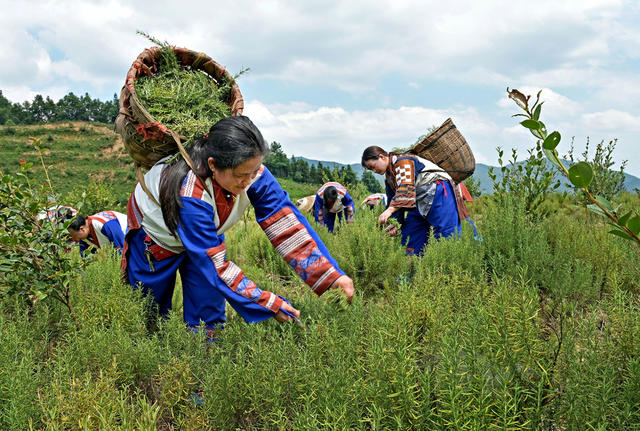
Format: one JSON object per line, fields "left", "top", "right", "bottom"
{"left": 1, "top": 124, "right": 640, "bottom": 430}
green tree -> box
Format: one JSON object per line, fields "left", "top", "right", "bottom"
{"left": 56, "top": 92, "right": 84, "bottom": 121}
{"left": 264, "top": 141, "right": 290, "bottom": 178}
{"left": 0, "top": 90, "right": 13, "bottom": 124}
{"left": 343, "top": 165, "right": 358, "bottom": 186}
{"left": 309, "top": 164, "right": 319, "bottom": 184}
{"left": 362, "top": 170, "right": 383, "bottom": 193}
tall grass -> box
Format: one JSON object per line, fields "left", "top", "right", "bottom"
{"left": 1, "top": 192, "right": 639, "bottom": 429}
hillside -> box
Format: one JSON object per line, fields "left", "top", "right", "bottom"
{"left": 1, "top": 123, "right": 636, "bottom": 204}
{"left": 0, "top": 122, "right": 135, "bottom": 205}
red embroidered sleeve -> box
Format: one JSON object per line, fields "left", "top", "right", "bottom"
{"left": 260, "top": 207, "right": 341, "bottom": 295}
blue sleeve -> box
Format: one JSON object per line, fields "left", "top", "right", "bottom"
{"left": 101, "top": 220, "right": 125, "bottom": 251}
{"left": 385, "top": 180, "right": 394, "bottom": 208}
{"left": 248, "top": 167, "right": 345, "bottom": 296}
{"left": 176, "top": 197, "right": 284, "bottom": 323}
{"left": 342, "top": 192, "right": 355, "bottom": 222}
{"left": 313, "top": 193, "right": 323, "bottom": 224}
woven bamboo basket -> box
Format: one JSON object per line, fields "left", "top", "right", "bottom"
{"left": 409, "top": 118, "right": 475, "bottom": 183}
{"left": 114, "top": 46, "right": 244, "bottom": 171}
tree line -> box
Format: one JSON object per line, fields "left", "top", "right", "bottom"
{"left": 264, "top": 142, "right": 383, "bottom": 193}
{"left": 0, "top": 89, "right": 383, "bottom": 193}
{"left": 0, "top": 90, "right": 119, "bottom": 125}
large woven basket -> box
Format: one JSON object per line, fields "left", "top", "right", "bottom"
{"left": 409, "top": 118, "right": 475, "bottom": 183}
{"left": 114, "top": 46, "right": 244, "bottom": 171}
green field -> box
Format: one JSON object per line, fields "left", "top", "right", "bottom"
{"left": 1, "top": 123, "right": 640, "bottom": 429}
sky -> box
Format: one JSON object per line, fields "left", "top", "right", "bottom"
{"left": 1, "top": 0, "right": 639, "bottom": 176}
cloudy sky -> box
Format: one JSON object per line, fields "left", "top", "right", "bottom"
{"left": 1, "top": 0, "right": 639, "bottom": 176}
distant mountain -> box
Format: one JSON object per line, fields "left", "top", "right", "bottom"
{"left": 294, "top": 156, "right": 640, "bottom": 195}
{"left": 472, "top": 161, "right": 640, "bottom": 195}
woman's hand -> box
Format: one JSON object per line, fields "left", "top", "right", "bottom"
{"left": 378, "top": 207, "right": 396, "bottom": 225}
{"left": 274, "top": 300, "right": 300, "bottom": 323}
{"left": 332, "top": 275, "right": 354, "bottom": 303}
{"left": 385, "top": 224, "right": 399, "bottom": 237}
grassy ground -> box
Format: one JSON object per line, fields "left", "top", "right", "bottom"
{"left": 2, "top": 190, "right": 640, "bottom": 429}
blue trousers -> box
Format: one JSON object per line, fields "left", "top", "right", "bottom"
{"left": 400, "top": 181, "right": 461, "bottom": 255}
{"left": 323, "top": 211, "right": 344, "bottom": 233}
{"left": 126, "top": 228, "right": 227, "bottom": 328}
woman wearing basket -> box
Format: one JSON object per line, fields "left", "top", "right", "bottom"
{"left": 361, "top": 146, "right": 466, "bottom": 256}
{"left": 123, "top": 116, "right": 354, "bottom": 332}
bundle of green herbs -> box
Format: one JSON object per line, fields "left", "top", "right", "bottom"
{"left": 135, "top": 31, "right": 243, "bottom": 142}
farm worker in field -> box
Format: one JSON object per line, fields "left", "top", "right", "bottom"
{"left": 360, "top": 193, "right": 387, "bottom": 210}
{"left": 67, "top": 211, "right": 128, "bottom": 256}
{"left": 37, "top": 205, "right": 78, "bottom": 222}
{"left": 122, "top": 116, "right": 354, "bottom": 333}
{"left": 362, "top": 146, "right": 470, "bottom": 255}
{"left": 313, "top": 182, "right": 355, "bottom": 233}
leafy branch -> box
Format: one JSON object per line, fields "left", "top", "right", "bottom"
{"left": 507, "top": 88, "right": 640, "bottom": 246}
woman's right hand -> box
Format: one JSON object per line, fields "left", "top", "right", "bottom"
{"left": 274, "top": 300, "right": 300, "bottom": 323}
{"left": 332, "top": 275, "right": 354, "bottom": 303}
{"left": 385, "top": 224, "right": 399, "bottom": 236}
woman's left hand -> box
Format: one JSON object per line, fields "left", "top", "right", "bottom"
{"left": 274, "top": 300, "right": 300, "bottom": 323}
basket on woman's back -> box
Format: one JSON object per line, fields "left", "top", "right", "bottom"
{"left": 115, "top": 46, "right": 244, "bottom": 172}
{"left": 409, "top": 118, "right": 475, "bottom": 183}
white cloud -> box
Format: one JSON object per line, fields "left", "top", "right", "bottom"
{"left": 244, "top": 99, "right": 502, "bottom": 167}
{"left": 581, "top": 110, "right": 640, "bottom": 131}
{"left": 0, "top": 0, "right": 638, "bottom": 175}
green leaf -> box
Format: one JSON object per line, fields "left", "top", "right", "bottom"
{"left": 587, "top": 204, "right": 606, "bottom": 217}
{"left": 543, "top": 149, "right": 563, "bottom": 168}
{"left": 520, "top": 119, "right": 540, "bottom": 130}
{"left": 594, "top": 195, "right": 613, "bottom": 213}
{"left": 533, "top": 104, "right": 542, "bottom": 121}
{"left": 617, "top": 211, "right": 632, "bottom": 227}
{"left": 609, "top": 229, "right": 633, "bottom": 240}
{"left": 568, "top": 162, "right": 593, "bottom": 188}
{"left": 628, "top": 215, "right": 640, "bottom": 235}
{"left": 531, "top": 121, "right": 547, "bottom": 139}
{"left": 542, "top": 131, "right": 561, "bottom": 150}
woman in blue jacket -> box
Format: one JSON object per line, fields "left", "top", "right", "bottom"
{"left": 123, "top": 116, "right": 354, "bottom": 333}
{"left": 313, "top": 182, "right": 355, "bottom": 233}
{"left": 361, "top": 146, "right": 463, "bottom": 256}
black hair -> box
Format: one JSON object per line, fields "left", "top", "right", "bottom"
{"left": 361, "top": 145, "right": 388, "bottom": 167}
{"left": 68, "top": 214, "right": 87, "bottom": 231}
{"left": 56, "top": 207, "right": 75, "bottom": 222}
{"left": 323, "top": 186, "right": 338, "bottom": 209}
{"left": 159, "top": 116, "right": 269, "bottom": 236}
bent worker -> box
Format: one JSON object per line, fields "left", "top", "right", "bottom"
{"left": 362, "top": 146, "right": 468, "bottom": 255}
{"left": 313, "top": 182, "right": 355, "bottom": 233}
{"left": 37, "top": 205, "right": 78, "bottom": 223}
{"left": 67, "top": 211, "right": 128, "bottom": 256}
{"left": 123, "top": 116, "right": 354, "bottom": 332}
{"left": 361, "top": 193, "right": 387, "bottom": 210}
